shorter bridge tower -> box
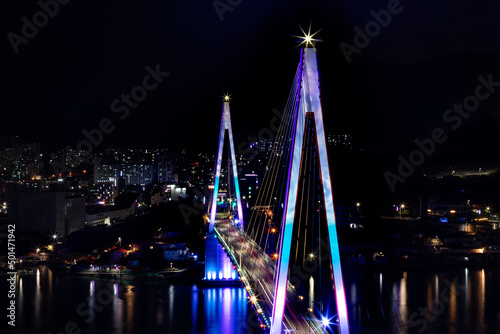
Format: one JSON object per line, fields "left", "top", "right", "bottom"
{"left": 203, "top": 96, "right": 243, "bottom": 284}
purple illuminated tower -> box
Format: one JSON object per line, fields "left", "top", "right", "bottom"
{"left": 209, "top": 96, "right": 244, "bottom": 233}
{"left": 204, "top": 96, "right": 242, "bottom": 284}
{"left": 270, "top": 43, "right": 350, "bottom": 333}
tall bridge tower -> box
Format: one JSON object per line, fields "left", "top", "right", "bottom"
{"left": 270, "top": 43, "right": 350, "bottom": 333}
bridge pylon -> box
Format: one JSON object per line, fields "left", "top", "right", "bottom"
{"left": 203, "top": 96, "right": 243, "bottom": 285}
{"left": 270, "top": 46, "right": 350, "bottom": 333}
{"left": 209, "top": 96, "right": 244, "bottom": 232}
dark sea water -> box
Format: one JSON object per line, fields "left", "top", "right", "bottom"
{"left": 2, "top": 265, "right": 500, "bottom": 334}
{"left": 343, "top": 265, "right": 500, "bottom": 334}
{"left": 1, "top": 266, "right": 261, "bottom": 334}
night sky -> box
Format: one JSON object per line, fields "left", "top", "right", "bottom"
{"left": 2, "top": 0, "right": 500, "bottom": 168}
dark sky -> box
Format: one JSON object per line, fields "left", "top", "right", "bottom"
{"left": 2, "top": 0, "right": 500, "bottom": 166}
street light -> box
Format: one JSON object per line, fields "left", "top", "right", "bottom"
{"left": 309, "top": 301, "right": 327, "bottom": 333}
{"left": 320, "top": 315, "right": 337, "bottom": 333}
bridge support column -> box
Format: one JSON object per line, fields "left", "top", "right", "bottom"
{"left": 202, "top": 231, "right": 239, "bottom": 285}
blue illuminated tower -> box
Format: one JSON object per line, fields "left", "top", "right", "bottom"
{"left": 204, "top": 96, "right": 242, "bottom": 284}
{"left": 270, "top": 44, "right": 350, "bottom": 333}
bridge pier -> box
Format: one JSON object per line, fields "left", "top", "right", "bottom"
{"left": 201, "top": 231, "right": 240, "bottom": 286}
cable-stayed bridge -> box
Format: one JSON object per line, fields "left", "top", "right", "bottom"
{"left": 203, "top": 42, "right": 350, "bottom": 334}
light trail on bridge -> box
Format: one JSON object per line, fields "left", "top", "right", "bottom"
{"left": 215, "top": 220, "right": 323, "bottom": 333}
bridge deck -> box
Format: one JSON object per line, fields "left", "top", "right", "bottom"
{"left": 215, "top": 220, "right": 323, "bottom": 333}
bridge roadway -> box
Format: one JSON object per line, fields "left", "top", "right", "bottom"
{"left": 214, "top": 220, "right": 322, "bottom": 333}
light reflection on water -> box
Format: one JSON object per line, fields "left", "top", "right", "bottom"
{"left": 398, "top": 271, "right": 408, "bottom": 323}
{"left": 4, "top": 265, "right": 500, "bottom": 333}
{"left": 343, "top": 266, "right": 499, "bottom": 334}
{"left": 6, "top": 267, "right": 257, "bottom": 334}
